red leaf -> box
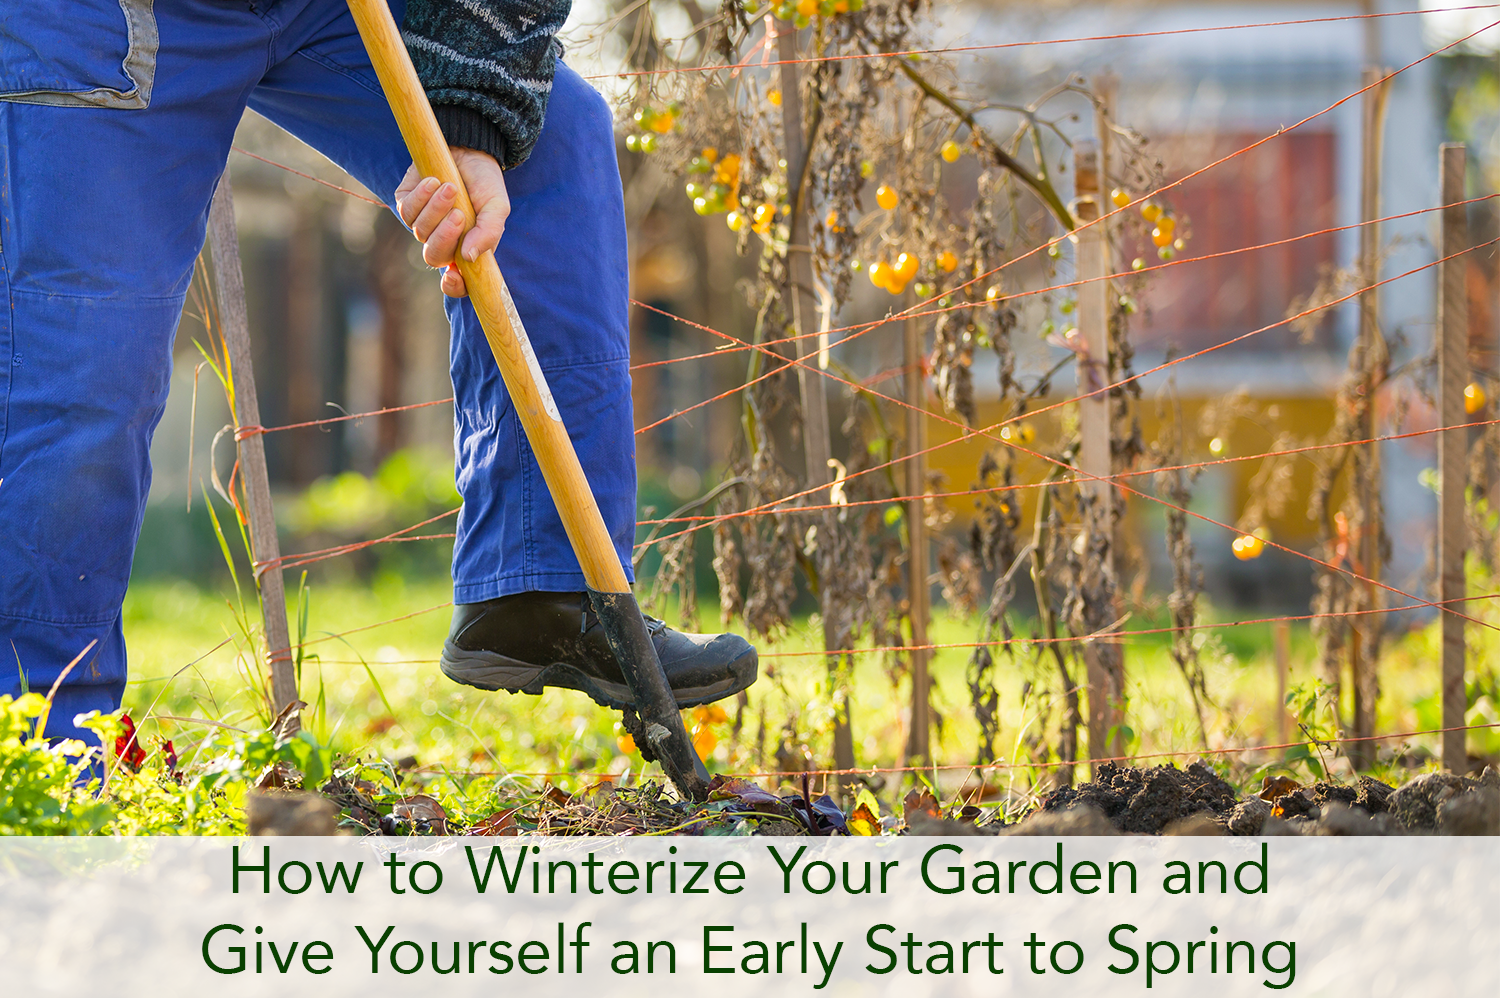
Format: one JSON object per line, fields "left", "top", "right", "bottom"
{"left": 160, "top": 739, "right": 179, "bottom": 777}
{"left": 114, "top": 713, "right": 146, "bottom": 771}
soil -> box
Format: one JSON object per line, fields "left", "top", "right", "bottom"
{"left": 1014, "top": 764, "right": 1500, "bottom": 837}
{"left": 1035, "top": 762, "right": 1241, "bottom": 834}
{"left": 261, "top": 762, "right": 1500, "bottom": 837}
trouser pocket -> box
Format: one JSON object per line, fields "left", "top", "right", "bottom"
{"left": 0, "top": 0, "right": 157, "bottom": 108}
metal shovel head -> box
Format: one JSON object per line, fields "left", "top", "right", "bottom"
{"left": 587, "top": 588, "right": 711, "bottom": 800}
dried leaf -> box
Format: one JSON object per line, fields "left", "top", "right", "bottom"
{"left": 1258, "top": 775, "right": 1302, "bottom": 803}
{"left": 254, "top": 760, "right": 298, "bottom": 791}
{"left": 470, "top": 807, "right": 521, "bottom": 837}
{"left": 848, "top": 788, "right": 881, "bottom": 836}
{"left": 904, "top": 787, "right": 940, "bottom": 822}
{"left": 391, "top": 794, "right": 449, "bottom": 835}
{"left": 709, "top": 777, "right": 795, "bottom": 817}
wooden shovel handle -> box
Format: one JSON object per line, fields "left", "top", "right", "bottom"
{"left": 346, "top": 0, "right": 630, "bottom": 594}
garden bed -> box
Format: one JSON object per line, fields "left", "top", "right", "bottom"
{"left": 250, "top": 761, "right": 1500, "bottom": 837}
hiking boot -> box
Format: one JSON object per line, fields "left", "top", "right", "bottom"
{"left": 439, "top": 590, "right": 758, "bottom": 709}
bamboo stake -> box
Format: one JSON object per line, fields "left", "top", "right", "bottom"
{"left": 904, "top": 304, "right": 931, "bottom": 765}
{"left": 1438, "top": 144, "right": 1469, "bottom": 773}
{"left": 207, "top": 177, "right": 299, "bottom": 728}
{"left": 777, "top": 24, "right": 855, "bottom": 778}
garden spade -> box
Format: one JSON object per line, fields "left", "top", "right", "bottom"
{"left": 345, "top": 0, "right": 710, "bottom": 800}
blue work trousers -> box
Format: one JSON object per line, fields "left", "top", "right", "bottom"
{"left": 0, "top": 0, "right": 637, "bottom": 739}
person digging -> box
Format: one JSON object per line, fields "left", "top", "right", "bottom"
{"left": 0, "top": 0, "right": 757, "bottom": 746}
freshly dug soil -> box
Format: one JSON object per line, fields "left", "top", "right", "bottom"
{"left": 275, "top": 762, "right": 1500, "bottom": 837}
{"left": 1014, "top": 764, "right": 1500, "bottom": 836}
{"left": 1036, "top": 762, "right": 1240, "bottom": 834}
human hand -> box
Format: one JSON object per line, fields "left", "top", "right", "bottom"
{"left": 394, "top": 147, "right": 509, "bottom": 298}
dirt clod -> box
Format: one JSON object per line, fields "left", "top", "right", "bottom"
{"left": 1388, "top": 772, "right": 1467, "bottom": 831}
{"left": 1227, "top": 796, "right": 1271, "bottom": 835}
{"left": 247, "top": 790, "right": 339, "bottom": 836}
{"left": 1008, "top": 803, "right": 1117, "bottom": 836}
{"left": 1039, "top": 762, "right": 1239, "bottom": 834}
{"left": 1437, "top": 787, "right": 1500, "bottom": 836}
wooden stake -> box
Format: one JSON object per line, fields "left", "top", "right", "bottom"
{"left": 1274, "top": 619, "right": 1292, "bottom": 746}
{"left": 777, "top": 25, "right": 855, "bottom": 777}
{"left": 1351, "top": 66, "right": 1391, "bottom": 770}
{"left": 207, "top": 177, "right": 299, "bottom": 727}
{"left": 904, "top": 304, "right": 931, "bottom": 765}
{"left": 1075, "top": 142, "right": 1111, "bottom": 506}
{"left": 1438, "top": 143, "right": 1469, "bottom": 773}
{"left": 1073, "top": 138, "right": 1124, "bottom": 766}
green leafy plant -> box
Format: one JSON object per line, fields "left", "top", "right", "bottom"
{"left": 1282, "top": 679, "right": 1339, "bottom": 780}
{"left": 0, "top": 695, "right": 112, "bottom": 835}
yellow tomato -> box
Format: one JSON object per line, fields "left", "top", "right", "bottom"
{"left": 691, "top": 724, "right": 718, "bottom": 759}
{"left": 894, "top": 252, "right": 919, "bottom": 282}
{"left": 1141, "top": 202, "right": 1162, "bottom": 223}
{"left": 875, "top": 184, "right": 898, "bottom": 210}
{"left": 727, "top": 210, "right": 747, "bottom": 232}
{"left": 937, "top": 250, "right": 958, "bottom": 272}
{"left": 1002, "top": 421, "right": 1037, "bottom": 445}
{"left": 1151, "top": 226, "right": 1173, "bottom": 248}
{"left": 1231, "top": 534, "right": 1264, "bottom": 561}
{"left": 985, "top": 285, "right": 1002, "bottom": 302}
{"left": 796, "top": 0, "right": 818, "bottom": 16}
{"left": 1110, "top": 188, "right": 1130, "bottom": 208}
{"left": 1155, "top": 215, "right": 1176, "bottom": 236}
{"left": 868, "top": 261, "right": 891, "bottom": 288}
{"left": 767, "top": 89, "right": 782, "bottom": 107}
{"left": 940, "top": 140, "right": 961, "bottom": 163}
{"left": 714, "top": 153, "right": 741, "bottom": 185}
{"left": 1465, "top": 382, "right": 1487, "bottom": 414}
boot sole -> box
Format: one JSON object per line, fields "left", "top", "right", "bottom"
{"left": 439, "top": 641, "right": 756, "bottom": 710}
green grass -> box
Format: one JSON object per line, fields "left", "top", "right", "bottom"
{"left": 117, "top": 574, "right": 1494, "bottom": 812}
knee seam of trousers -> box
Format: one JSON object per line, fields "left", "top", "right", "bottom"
{"left": 0, "top": 606, "right": 121, "bottom": 627}
{"left": 9, "top": 286, "right": 186, "bottom": 305}
{"left": 529, "top": 352, "right": 632, "bottom": 372}
{"left": 295, "top": 48, "right": 386, "bottom": 104}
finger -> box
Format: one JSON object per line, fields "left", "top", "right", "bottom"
{"left": 461, "top": 196, "right": 507, "bottom": 262}
{"left": 439, "top": 266, "right": 468, "bottom": 298}
{"left": 453, "top": 148, "right": 510, "bottom": 262}
{"left": 394, "top": 163, "right": 422, "bottom": 203}
{"left": 397, "top": 175, "right": 439, "bottom": 228}
{"left": 410, "top": 182, "right": 460, "bottom": 241}
{"left": 422, "top": 208, "right": 468, "bottom": 269}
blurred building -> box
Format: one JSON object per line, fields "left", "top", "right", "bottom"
{"left": 918, "top": 0, "right": 1459, "bottom": 609}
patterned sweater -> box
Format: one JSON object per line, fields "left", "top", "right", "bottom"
{"left": 403, "top": 0, "right": 572, "bottom": 170}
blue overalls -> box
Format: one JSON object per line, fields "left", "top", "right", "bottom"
{"left": 0, "top": 0, "right": 637, "bottom": 739}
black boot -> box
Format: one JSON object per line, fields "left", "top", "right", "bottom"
{"left": 439, "top": 591, "right": 758, "bottom": 709}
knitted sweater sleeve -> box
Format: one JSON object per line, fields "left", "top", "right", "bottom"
{"left": 402, "top": 0, "right": 572, "bottom": 170}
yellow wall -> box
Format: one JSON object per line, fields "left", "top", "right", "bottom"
{"left": 923, "top": 394, "right": 1341, "bottom": 545}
